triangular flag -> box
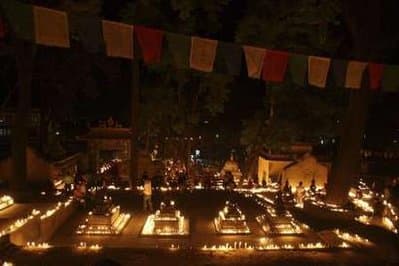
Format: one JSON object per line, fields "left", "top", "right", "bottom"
{"left": 165, "top": 32, "right": 190, "bottom": 69}
{"left": 289, "top": 54, "right": 307, "bottom": 86}
{"left": 243, "top": 45, "right": 266, "bottom": 79}
{"left": 0, "top": 0, "right": 33, "bottom": 41}
{"left": 190, "top": 36, "right": 218, "bottom": 72}
{"left": 33, "top": 6, "right": 70, "bottom": 48}
{"left": 214, "top": 42, "right": 242, "bottom": 76}
{"left": 102, "top": 20, "right": 133, "bottom": 59}
{"left": 345, "top": 61, "right": 367, "bottom": 89}
{"left": 308, "top": 56, "right": 331, "bottom": 88}
{"left": 368, "top": 63, "right": 384, "bottom": 90}
{"left": 382, "top": 65, "right": 399, "bottom": 92}
{"left": 135, "top": 26, "right": 164, "bottom": 64}
{"left": 331, "top": 59, "right": 347, "bottom": 88}
{"left": 262, "top": 50, "right": 290, "bottom": 82}
{"left": 69, "top": 14, "right": 104, "bottom": 53}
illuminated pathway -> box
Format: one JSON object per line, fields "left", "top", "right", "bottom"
{"left": 1, "top": 190, "right": 399, "bottom": 265}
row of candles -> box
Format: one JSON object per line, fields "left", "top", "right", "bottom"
{"left": 75, "top": 208, "right": 131, "bottom": 235}
{"left": 349, "top": 180, "right": 398, "bottom": 234}
{"left": 334, "top": 229, "right": 372, "bottom": 246}
{"left": 238, "top": 185, "right": 376, "bottom": 249}
{"left": 22, "top": 241, "right": 103, "bottom": 251}
{"left": 200, "top": 241, "right": 349, "bottom": 251}
{"left": 1, "top": 198, "right": 73, "bottom": 239}
{"left": 0, "top": 209, "right": 40, "bottom": 238}
{"left": 20, "top": 238, "right": 354, "bottom": 253}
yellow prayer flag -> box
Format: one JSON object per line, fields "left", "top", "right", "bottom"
{"left": 243, "top": 45, "right": 266, "bottom": 79}
{"left": 190, "top": 37, "right": 218, "bottom": 72}
{"left": 308, "top": 56, "right": 331, "bottom": 88}
{"left": 33, "top": 6, "right": 70, "bottom": 48}
{"left": 102, "top": 20, "right": 134, "bottom": 59}
{"left": 345, "top": 61, "right": 367, "bottom": 89}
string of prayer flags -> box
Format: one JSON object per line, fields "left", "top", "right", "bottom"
{"left": 190, "top": 36, "right": 218, "bottom": 72}
{"left": 243, "top": 45, "right": 266, "bottom": 79}
{"left": 368, "top": 63, "right": 384, "bottom": 90}
{"left": 0, "top": 0, "right": 33, "bottom": 41}
{"left": 345, "top": 61, "right": 367, "bottom": 89}
{"left": 165, "top": 32, "right": 190, "bottom": 69}
{"left": 289, "top": 54, "right": 307, "bottom": 86}
{"left": 102, "top": 20, "right": 133, "bottom": 59}
{"left": 70, "top": 15, "right": 104, "bottom": 53}
{"left": 382, "top": 65, "right": 399, "bottom": 92}
{"left": 135, "top": 26, "right": 164, "bottom": 64}
{"left": 262, "top": 50, "right": 290, "bottom": 82}
{"left": 308, "top": 56, "right": 331, "bottom": 88}
{"left": 1, "top": 1, "right": 399, "bottom": 93}
{"left": 33, "top": 6, "right": 70, "bottom": 48}
{"left": 214, "top": 41, "right": 243, "bottom": 76}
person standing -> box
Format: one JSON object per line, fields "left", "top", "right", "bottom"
{"left": 143, "top": 172, "right": 153, "bottom": 212}
{"left": 295, "top": 181, "right": 305, "bottom": 207}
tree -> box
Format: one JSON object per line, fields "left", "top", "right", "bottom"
{"left": 326, "top": 0, "right": 399, "bottom": 204}
{"left": 120, "top": 0, "right": 233, "bottom": 167}
{"left": 236, "top": 0, "right": 346, "bottom": 179}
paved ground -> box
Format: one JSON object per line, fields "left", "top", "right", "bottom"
{"left": 50, "top": 190, "right": 326, "bottom": 248}
{"left": 1, "top": 190, "right": 399, "bottom": 265}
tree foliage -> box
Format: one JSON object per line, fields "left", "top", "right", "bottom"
{"left": 120, "top": 0, "right": 233, "bottom": 155}
{"left": 237, "top": 0, "right": 346, "bottom": 155}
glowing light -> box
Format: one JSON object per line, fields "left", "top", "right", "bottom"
{"left": 76, "top": 242, "right": 102, "bottom": 251}
{"left": 309, "top": 200, "right": 349, "bottom": 213}
{"left": 214, "top": 202, "right": 251, "bottom": 234}
{"left": 257, "top": 242, "right": 328, "bottom": 251}
{"left": 0, "top": 209, "right": 40, "bottom": 238}
{"left": 382, "top": 217, "right": 398, "bottom": 234}
{"left": 339, "top": 241, "right": 350, "bottom": 248}
{"left": 298, "top": 242, "right": 325, "bottom": 249}
{"left": 0, "top": 195, "right": 14, "bottom": 211}
{"left": 169, "top": 244, "right": 180, "bottom": 251}
{"left": 40, "top": 203, "right": 61, "bottom": 220}
{"left": 25, "top": 241, "right": 51, "bottom": 250}
{"left": 141, "top": 201, "right": 189, "bottom": 236}
{"left": 107, "top": 185, "right": 120, "bottom": 190}
{"left": 355, "top": 215, "right": 370, "bottom": 225}
{"left": 201, "top": 242, "right": 255, "bottom": 252}
{"left": 334, "top": 229, "right": 372, "bottom": 246}
{"left": 2, "top": 262, "right": 14, "bottom": 266}
{"left": 352, "top": 198, "right": 374, "bottom": 213}
{"left": 256, "top": 214, "right": 303, "bottom": 235}
{"left": 76, "top": 207, "right": 131, "bottom": 235}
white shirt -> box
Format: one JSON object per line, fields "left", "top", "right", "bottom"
{"left": 144, "top": 180, "right": 152, "bottom": 196}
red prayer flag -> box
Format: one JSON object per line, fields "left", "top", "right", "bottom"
{"left": 262, "top": 50, "right": 290, "bottom": 82}
{"left": 135, "top": 26, "right": 164, "bottom": 64}
{"left": 368, "top": 63, "right": 384, "bottom": 90}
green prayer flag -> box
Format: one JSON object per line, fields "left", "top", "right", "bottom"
{"left": 332, "top": 59, "right": 347, "bottom": 88}
{"left": 0, "top": 0, "right": 33, "bottom": 41}
{"left": 165, "top": 32, "right": 190, "bottom": 69}
{"left": 289, "top": 54, "right": 307, "bottom": 86}
{"left": 382, "top": 65, "right": 399, "bottom": 92}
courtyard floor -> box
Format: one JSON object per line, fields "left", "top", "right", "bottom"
{"left": 1, "top": 190, "right": 399, "bottom": 265}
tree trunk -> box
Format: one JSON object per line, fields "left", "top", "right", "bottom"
{"left": 326, "top": 89, "right": 369, "bottom": 204}
{"left": 326, "top": 0, "right": 382, "bottom": 204}
{"left": 130, "top": 59, "right": 140, "bottom": 188}
{"left": 10, "top": 41, "right": 34, "bottom": 192}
